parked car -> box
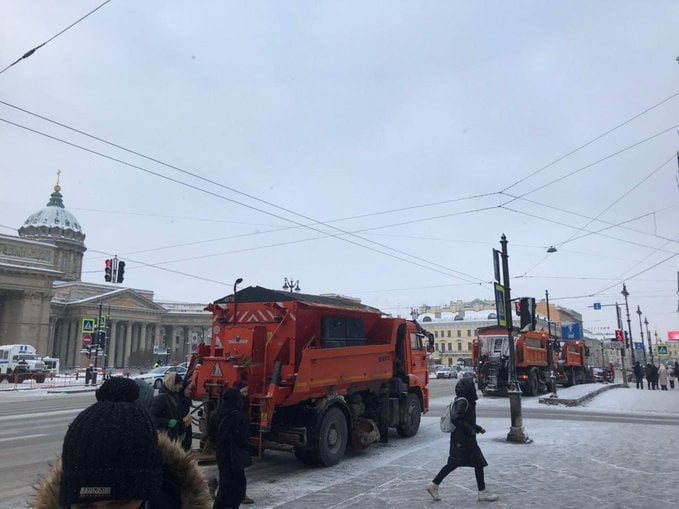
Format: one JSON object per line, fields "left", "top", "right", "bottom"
{"left": 458, "top": 367, "right": 474, "bottom": 378}
{"left": 132, "top": 365, "right": 187, "bottom": 389}
{"left": 435, "top": 367, "right": 455, "bottom": 379}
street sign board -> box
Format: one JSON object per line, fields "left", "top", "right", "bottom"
{"left": 492, "top": 249, "right": 501, "bottom": 283}
{"left": 634, "top": 342, "right": 644, "bottom": 350}
{"left": 494, "top": 283, "right": 507, "bottom": 327}
{"left": 657, "top": 345, "right": 669, "bottom": 356}
{"left": 96, "top": 317, "right": 107, "bottom": 329}
{"left": 81, "top": 318, "right": 95, "bottom": 334}
{"left": 593, "top": 302, "right": 601, "bottom": 310}
{"left": 603, "top": 342, "right": 622, "bottom": 349}
{"left": 561, "top": 322, "right": 582, "bottom": 340}
{"left": 82, "top": 334, "right": 92, "bottom": 347}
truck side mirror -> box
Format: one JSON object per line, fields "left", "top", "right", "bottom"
{"left": 427, "top": 333, "right": 435, "bottom": 352}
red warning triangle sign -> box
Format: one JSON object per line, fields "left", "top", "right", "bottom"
{"left": 210, "top": 362, "right": 223, "bottom": 377}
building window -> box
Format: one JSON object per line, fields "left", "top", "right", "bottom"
{"left": 457, "top": 342, "right": 462, "bottom": 351}
{"left": 457, "top": 330, "right": 461, "bottom": 338}
{"left": 467, "top": 342, "right": 472, "bottom": 351}
{"left": 447, "top": 343, "right": 452, "bottom": 352}
{"left": 435, "top": 331, "right": 438, "bottom": 338}
{"left": 447, "top": 330, "right": 451, "bottom": 337}
{"left": 467, "top": 329, "right": 471, "bottom": 337}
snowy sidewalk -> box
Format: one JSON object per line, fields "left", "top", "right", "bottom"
{"left": 239, "top": 385, "right": 679, "bottom": 509}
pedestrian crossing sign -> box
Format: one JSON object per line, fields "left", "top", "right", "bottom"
{"left": 81, "top": 318, "right": 96, "bottom": 334}
{"left": 657, "top": 345, "right": 669, "bottom": 356}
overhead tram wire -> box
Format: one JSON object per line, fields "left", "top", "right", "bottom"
{"left": 0, "top": 0, "right": 113, "bottom": 75}
{"left": 499, "top": 123, "right": 679, "bottom": 205}
{"left": 0, "top": 101, "right": 492, "bottom": 285}
{"left": 499, "top": 89, "right": 679, "bottom": 194}
{"left": 0, "top": 98, "right": 674, "bottom": 282}
{"left": 0, "top": 116, "right": 487, "bottom": 286}
{"left": 501, "top": 194, "right": 679, "bottom": 245}
{"left": 514, "top": 153, "right": 676, "bottom": 277}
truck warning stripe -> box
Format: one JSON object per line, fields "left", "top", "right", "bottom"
{"left": 211, "top": 362, "right": 223, "bottom": 377}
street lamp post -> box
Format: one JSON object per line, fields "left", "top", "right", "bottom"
{"left": 283, "top": 277, "right": 301, "bottom": 293}
{"left": 636, "top": 306, "right": 647, "bottom": 364}
{"left": 615, "top": 303, "right": 629, "bottom": 388}
{"left": 232, "top": 277, "right": 243, "bottom": 325}
{"left": 500, "top": 234, "right": 528, "bottom": 443}
{"left": 621, "top": 284, "right": 636, "bottom": 365}
{"left": 644, "top": 317, "right": 654, "bottom": 364}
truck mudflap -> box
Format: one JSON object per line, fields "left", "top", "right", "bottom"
{"left": 351, "top": 418, "right": 379, "bottom": 449}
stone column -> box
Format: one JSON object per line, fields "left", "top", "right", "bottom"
{"left": 124, "top": 322, "right": 133, "bottom": 367}
{"left": 109, "top": 320, "right": 118, "bottom": 369}
{"left": 141, "top": 322, "right": 148, "bottom": 353}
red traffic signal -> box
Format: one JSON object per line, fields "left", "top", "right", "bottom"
{"left": 614, "top": 329, "right": 624, "bottom": 342}
{"left": 104, "top": 259, "right": 112, "bottom": 282}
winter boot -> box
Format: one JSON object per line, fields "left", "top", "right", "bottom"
{"left": 425, "top": 482, "right": 441, "bottom": 501}
{"left": 478, "top": 490, "right": 499, "bottom": 502}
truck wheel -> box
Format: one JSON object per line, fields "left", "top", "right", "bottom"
{"left": 315, "top": 407, "right": 348, "bottom": 467}
{"left": 35, "top": 375, "right": 46, "bottom": 383}
{"left": 396, "top": 393, "right": 421, "bottom": 438}
{"left": 525, "top": 369, "right": 539, "bottom": 396}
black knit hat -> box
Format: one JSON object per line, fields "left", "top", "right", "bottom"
{"left": 59, "top": 377, "right": 163, "bottom": 505}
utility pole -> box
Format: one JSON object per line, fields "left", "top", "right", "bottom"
{"left": 499, "top": 234, "right": 529, "bottom": 443}
{"left": 621, "top": 284, "right": 636, "bottom": 365}
{"left": 645, "top": 317, "right": 654, "bottom": 364}
{"left": 636, "top": 306, "right": 647, "bottom": 364}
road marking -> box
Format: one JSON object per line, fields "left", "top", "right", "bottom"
{"left": 0, "top": 408, "right": 82, "bottom": 422}
{"left": 0, "top": 433, "right": 47, "bottom": 443}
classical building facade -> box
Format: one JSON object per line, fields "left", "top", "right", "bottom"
{"left": 0, "top": 178, "right": 211, "bottom": 370}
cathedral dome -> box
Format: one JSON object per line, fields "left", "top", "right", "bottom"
{"left": 19, "top": 183, "right": 85, "bottom": 243}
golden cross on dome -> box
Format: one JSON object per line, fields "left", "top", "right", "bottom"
{"left": 55, "top": 169, "right": 61, "bottom": 192}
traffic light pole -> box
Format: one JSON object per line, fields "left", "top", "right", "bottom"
{"left": 500, "top": 234, "right": 529, "bottom": 443}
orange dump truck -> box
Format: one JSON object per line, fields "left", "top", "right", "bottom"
{"left": 473, "top": 325, "right": 591, "bottom": 396}
{"left": 187, "top": 286, "right": 433, "bottom": 466}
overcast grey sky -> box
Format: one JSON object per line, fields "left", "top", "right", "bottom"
{"left": 2, "top": 1, "right": 678, "bottom": 339}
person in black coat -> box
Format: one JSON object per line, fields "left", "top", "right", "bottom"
{"left": 645, "top": 363, "right": 654, "bottom": 390}
{"left": 426, "top": 376, "right": 498, "bottom": 503}
{"left": 210, "top": 388, "right": 251, "bottom": 509}
{"left": 633, "top": 361, "right": 644, "bottom": 389}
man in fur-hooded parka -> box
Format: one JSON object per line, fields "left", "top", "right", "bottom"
{"left": 33, "top": 377, "right": 211, "bottom": 509}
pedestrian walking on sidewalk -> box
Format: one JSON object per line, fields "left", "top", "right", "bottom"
{"left": 426, "top": 376, "right": 498, "bottom": 503}
{"left": 645, "top": 363, "right": 654, "bottom": 390}
{"left": 658, "top": 363, "right": 668, "bottom": 390}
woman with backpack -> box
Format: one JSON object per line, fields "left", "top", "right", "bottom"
{"left": 426, "top": 376, "right": 498, "bottom": 503}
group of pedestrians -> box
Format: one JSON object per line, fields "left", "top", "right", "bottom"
{"left": 34, "top": 368, "right": 254, "bottom": 509}
{"left": 632, "top": 360, "right": 678, "bottom": 390}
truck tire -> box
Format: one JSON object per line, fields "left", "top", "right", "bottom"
{"left": 34, "top": 374, "right": 46, "bottom": 383}
{"left": 396, "top": 393, "right": 421, "bottom": 438}
{"left": 315, "top": 407, "right": 348, "bottom": 467}
{"left": 524, "top": 369, "right": 539, "bottom": 397}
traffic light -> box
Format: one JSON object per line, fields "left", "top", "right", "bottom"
{"left": 116, "top": 260, "right": 125, "bottom": 283}
{"left": 518, "top": 297, "right": 536, "bottom": 331}
{"left": 614, "top": 329, "right": 624, "bottom": 342}
{"left": 104, "top": 259, "right": 112, "bottom": 282}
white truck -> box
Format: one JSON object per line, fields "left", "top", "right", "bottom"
{"left": 0, "top": 344, "right": 48, "bottom": 383}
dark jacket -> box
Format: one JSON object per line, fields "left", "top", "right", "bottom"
{"left": 149, "top": 376, "right": 186, "bottom": 441}
{"left": 212, "top": 388, "right": 250, "bottom": 509}
{"left": 633, "top": 362, "right": 644, "bottom": 378}
{"left": 448, "top": 377, "right": 488, "bottom": 467}
{"left": 34, "top": 433, "right": 212, "bottom": 509}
